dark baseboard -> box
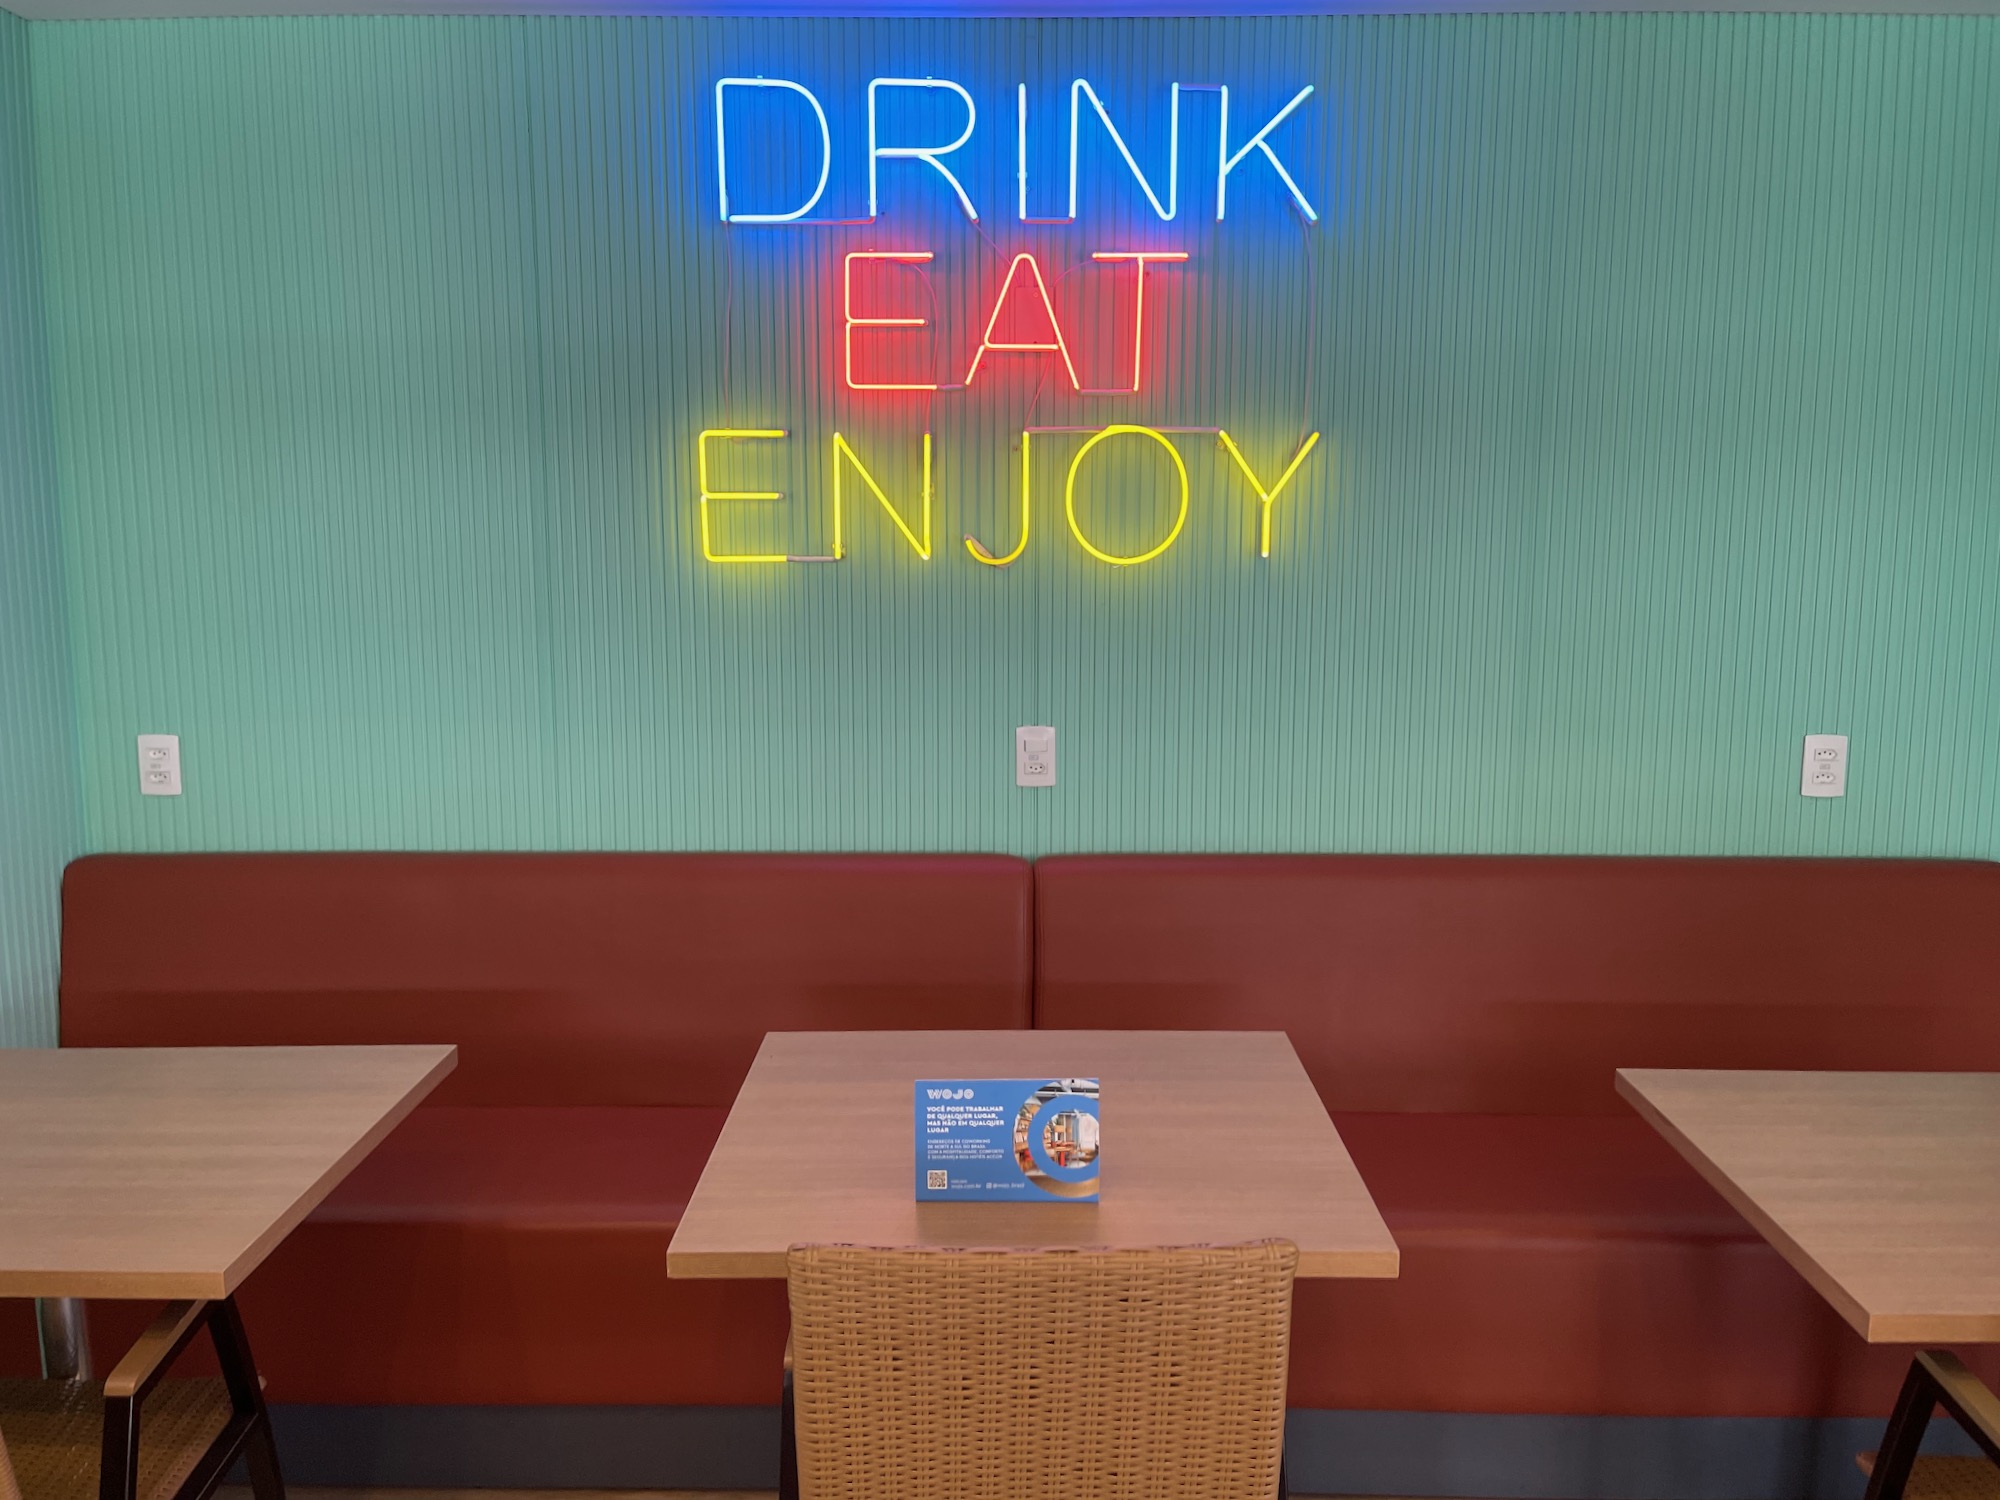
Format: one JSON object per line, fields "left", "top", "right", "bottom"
{"left": 267, "top": 1403, "right": 1981, "bottom": 1498}
{"left": 1286, "top": 1408, "right": 1976, "bottom": 1500}
{"left": 268, "top": 1404, "right": 777, "bottom": 1491}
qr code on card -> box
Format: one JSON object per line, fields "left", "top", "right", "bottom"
{"left": 926, "top": 1169, "right": 948, "bottom": 1190}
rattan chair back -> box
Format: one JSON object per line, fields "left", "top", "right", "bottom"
{"left": 787, "top": 1240, "right": 1299, "bottom": 1500}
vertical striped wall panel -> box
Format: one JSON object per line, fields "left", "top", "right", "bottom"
{"left": 0, "top": 9, "right": 77, "bottom": 1045}
{"left": 29, "top": 15, "right": 2000, "bottom": 860}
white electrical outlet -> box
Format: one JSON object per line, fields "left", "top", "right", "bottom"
{"left": 1801, "top": 733, "right": 1848, "bottom": 798}
{"left": 137, "top": 734, "right": 182, "bottom": 797}
{"left": 1016, "top": 726, "right": 1056, "bottom": 788}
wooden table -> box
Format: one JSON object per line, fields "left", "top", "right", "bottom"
{"left": 1618, "top": 1069, "right": 2000, "bottom": 1500}
{"left": 0, "top": 1044, "right": 455, "bottom": 1500}
{"left": 0, "top": 1045, "right": 456, "bottom": 1300}
{"left": 1616, "top": 1069, "right": 2000, "bottom": 1345}
{"left": 669, "top": 1030, "right": 1399, "bottom": 1280}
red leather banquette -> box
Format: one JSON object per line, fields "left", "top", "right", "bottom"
{"left": 1034, "top": 854, "right": 2000, "bottom": 1418}
{"left": 20, "top": 852, "right": 1034, "bottom": 1404}
{"left": 9, "top": 850, "right": 1998, "bottom": 1427}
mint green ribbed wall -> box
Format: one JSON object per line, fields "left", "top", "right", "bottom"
{"left": 0, "top": 9, "right": 77, "bottom": 1046}
{"left": 30, "top": 15, "right": 2000, "bottom": 864}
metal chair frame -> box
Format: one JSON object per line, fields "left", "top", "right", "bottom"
{"left": 92, "top": 1297, "right": 282, "bottom": 1500}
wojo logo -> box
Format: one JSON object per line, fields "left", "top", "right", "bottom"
{"left": 926, "top": 1088, "right": 976, "bottom": 1100}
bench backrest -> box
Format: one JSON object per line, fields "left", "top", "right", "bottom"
{"left": 62, "top": 852, "right": 1034, "bottom": 1106}
{"left": 1034, "top": 854, "right": 2000, "bottom": 1114}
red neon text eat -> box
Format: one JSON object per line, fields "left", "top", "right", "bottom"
{"left": 843, "top": 249, "right": 1188, "bottom": 394}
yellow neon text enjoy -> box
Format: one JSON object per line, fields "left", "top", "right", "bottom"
{"left": 695, "top": 427, "right": 1320, "bottom": 568}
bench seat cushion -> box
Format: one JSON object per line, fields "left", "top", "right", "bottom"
{"left": 241, "top": 1108, "right": 2000, "bottom": 1413}
{"left": 0, "top": 1104, "right": 783, "bottom": 1404}
{"left": 43, "top": 851, "right": 1035, "bottom": 1406}
{"left": 241, "top": 1105, "right": 786, "bottom": 1406}
{"left": 1034, "top": 853, "right": 2000, "bottom": 1417}
{"left": 305, "top": 1105, "right": 727, "bottom": 1225}
{"left": 10, "top": 1105, "right": 1997, "bottom": 1414}
{"left": 1299, "top": 1112, "right": 2000, "bottom": 1417}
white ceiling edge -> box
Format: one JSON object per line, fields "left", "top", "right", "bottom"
{"left": 6, "top": 0, "right": 1997, "bottom": 19}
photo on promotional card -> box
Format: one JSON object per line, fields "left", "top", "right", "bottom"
{"left": 915, "top": 1077, "right": 1101, "bottom": 1202}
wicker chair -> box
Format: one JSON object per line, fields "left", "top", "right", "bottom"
{"left": 783, "top": 1240, "right": 1299, "bottom": 1500}
{"left": 0, "top": 1300, "right": 281, "bottom": 1500}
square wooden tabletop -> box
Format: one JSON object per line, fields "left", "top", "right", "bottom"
{"left": 0, "top": 1044, "right": 457, "bottom": 1300}
{"left": 1617, "top": 1068, "right": 2000, "bottom": 1344}
{"left": 668, "top": 1030, "right": 1400, "bottom": 1280}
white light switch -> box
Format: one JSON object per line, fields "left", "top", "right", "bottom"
{"left": 1016, "top": 726, "right": 1055, "bottom": 788}
{"left": 137, "top": 734, "right": 182, "bottom": 797}
{"left": 1801, "top": 733, "right": 1848, "bottom": 798}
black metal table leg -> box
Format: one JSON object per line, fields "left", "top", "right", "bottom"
{"left": 210, "top": 1297, "right": 285, "bottom": 1500}
{"left": 99, "top": 1380, "right": 142, "bottom": 1500}
{"left": 778, "top": 1351, "right": 800, "bottom": 1500}
{"left": 94, "top": 1296, "right": 287, "bottom": 1500}
{"left": 1863, "top": 1351, "right": 2000, "bottom": 1500}
{"left": 1867, "top": 1360, "right": 1944, "bottom": 1500}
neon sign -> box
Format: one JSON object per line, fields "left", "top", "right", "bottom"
{"left": 832, "top": 431, "right": 934, "bottom": 560}
{"left": 963, "top": 253, "right": 1083, "bottom": 391}
{"left": 713, "top": 76, "right": 1318, "bottom": 224}
{"left": 843, "top": 252, "right": 937, "bottom": 392}
{"left": 699, "top": 73, "right": 1327, "bottom": 568}
{"left": 1066, "top": 425, "right": 1190, "bottom": 566}
{"left": 712, "top": 80, "right": 830, "bottom": 224}
{"left": 1089, "top": 251, "right": 1189, "bottom": 393}
{"left": 697, "top": 428, "right": 788, "bottom": 565}
{"left": 868, "top": 78, "right": 981, "bottom": 222}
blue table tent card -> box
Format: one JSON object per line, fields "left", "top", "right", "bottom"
{"left": 914, "top": 1078, "right": 1101, "bottom": 1201}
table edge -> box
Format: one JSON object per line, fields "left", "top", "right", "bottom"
{"left": 1869, "top": 1312, "right": 2000, "bottom": 1344}
{"left": 0, "top": 1268, "right": 233, "bottom": 1300}
{"left": 1615, "top": 1068, "right": 1882, "bottom": 1343}
{"left": 668, "top": 1244, "right": 1400, "bottom": 1280}
{"left": 0, "top": 1044, "right": 458, "bottom": 1301}
{"left": 216, "top": 1043, "right": 459, "bottom": 1296}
